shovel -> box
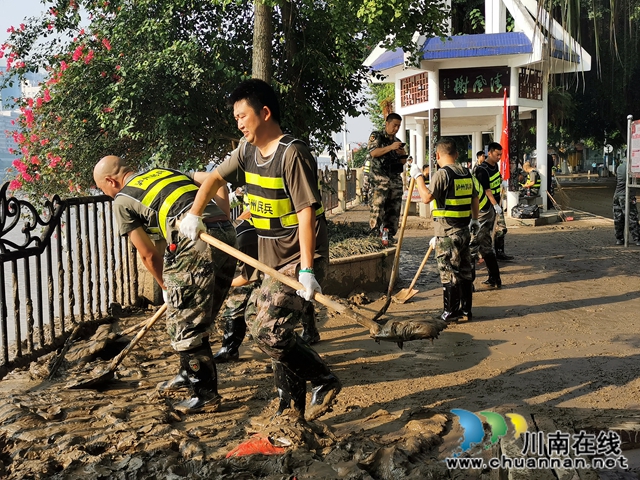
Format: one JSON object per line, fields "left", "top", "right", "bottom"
{"left": 196, "top": 229, "right": 446, "bottom": 348}
{"left": 547, "top": 191, "right": 572, "bottom": 222}
{"left": 371, "top": 176, "right": 416, "bottom": 322}
{"left": 393, "top": 244, "right": 434, "bottom": 304}
{"left": 66, "top": 303, "right": 167, "bottom": 389}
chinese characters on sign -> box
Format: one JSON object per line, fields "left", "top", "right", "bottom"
{"left": 440, "top": 67, "right": 510, "bottom": 100}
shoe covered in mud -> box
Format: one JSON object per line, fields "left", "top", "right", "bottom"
{"left": 306, "top": 374, "right": 341, "bottom": 421}
{"left": 173, "top": 343, "right": 222, "bottom": 414}
{"left": 482, "top": 277, "right": 502, "bottom": 288}
{"left": 212, "top": 346, "right": 240, "bottom": 364}
{"left": 616, "top": 239, "right": 624, "bottom": 245}
{"left": 495, "top": 251, "right": 514, "bottom": 261}
{"left": 157, "top": 369, "right": 189, "bottom": 392}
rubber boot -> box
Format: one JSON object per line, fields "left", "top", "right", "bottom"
{"left": 494, "top": 236, "right": 514, "bottom": 261}
{"left": 300, "top": 303, "right": 320, "bottom": 345}
{"left": 213, "top": 317, "right": 246, "bottom": 363}
{"left": 459, "top": 279, "right": 473, "bottom": 322}
{"left": 174, "top": 343, "right": 222, "bottom": 414}
{"left": 440, "top": 283, "right": 461, "bottom": 323}
{"left": 482, "top": 253, "right": 502, "bottom": 288}
{"left": 272, "top": 360, "right": 306, "bottom": 418}
{"left": 157, "top": 368, "right": 189, "bottom": 392}
{"left": 279, "top": 335, "right": 341, "bottom": 421}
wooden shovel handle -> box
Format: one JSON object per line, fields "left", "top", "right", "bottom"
{"left": 198, "top": 231, "right": 382, "bottom": 335}
{"left": 406, "top": 244, "right": 434, "bottom": 292}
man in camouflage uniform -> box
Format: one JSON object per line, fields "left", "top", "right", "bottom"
{"left": 180, "top": 79, "right": 340, "bottom": 422}
{"left": 367, "top": 113, "right": 408, "bottom": 240}
{"left": 410, "top": 138, "right": 480, "bottom": 322}
{"left": 93, "top": 156, "right": 236, "bottom": 415}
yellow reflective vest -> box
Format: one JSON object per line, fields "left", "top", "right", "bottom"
{"left": 117, "top": 168, "right": 199, "bottom": 239}
{"left": 243, "top": 135, "right": 325, "bottom": 238}
{"left": 431, "top": 166, "right": 474, "bottom": 219}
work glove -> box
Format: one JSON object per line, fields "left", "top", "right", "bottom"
{"left": 493, "top": 204, "right": 503, "bottom": 215}
{"left": 162, "top": 289, "right": 169, "bottom": 304}
{"left": 179, "top": 213, "right": 205, "bottom": 241}
{"left": 410, "top": 163, "right": 423, "bottom": 180}
{"left": 297, "top": 271, "right": 322, "bottom": 301}
{"left": 469, "top": 218, "right": 480, "bottom": 236}
{"left": 429, "top": 237, "right": 436, "bottom": 249}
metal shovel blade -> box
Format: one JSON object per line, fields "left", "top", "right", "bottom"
{"left": 392, "top": 288, "right": 419, "bottom": 304}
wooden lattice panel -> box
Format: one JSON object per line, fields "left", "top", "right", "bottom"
{"left": 400, "top": 73, "right": 429, "bottom": 107}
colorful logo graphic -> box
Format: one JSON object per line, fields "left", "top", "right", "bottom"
{"left": 450, "top": 409, "right": 528, "bottom": 454}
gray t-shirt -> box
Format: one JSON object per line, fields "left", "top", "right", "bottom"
{"left": 615, "top": 161, "right": 635, "bottom": 197}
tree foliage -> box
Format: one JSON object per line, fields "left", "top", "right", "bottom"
{"left": 2, "top": 0, "right": 450, "bottom": 202}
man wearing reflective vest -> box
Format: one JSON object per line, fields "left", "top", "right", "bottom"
{"left": 410, "top": 137, "right": 480, "bottom": 323}
{"left": 180, "top": 79, "right": 340, "bottom": 422}
{"left": 93, "top": 156, "right": 236, "bottom": 415}
{"left": 470, "top": 174, "right": 503, "bottom": 288}
{"left": 520, "top": 161, "right": 541, "bottom": 197}
{"left": 476, "top": 142, "right": 514, "bottom": 261}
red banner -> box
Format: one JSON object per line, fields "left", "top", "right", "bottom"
{"left": 500, "top": 88, "right": 510, "bottom": 180}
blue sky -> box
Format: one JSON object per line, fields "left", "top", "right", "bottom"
{"left": 0, "top": 0, "right": 374, "bottom": 145}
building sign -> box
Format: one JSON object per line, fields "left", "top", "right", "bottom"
{"left": 519, "top": 68, "right": 542, "bottom": 100}
{"left": 400, "top": 73, "right": 429, "bottom": 108}
{"left": 439, "top": 67, "right": 509, "bottom": 100}
{"left": 630, "top": 120, "right": 640, "bottom": 174}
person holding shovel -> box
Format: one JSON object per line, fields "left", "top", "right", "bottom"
{"left": 409, "top": 137, "right": 480, "bottom": 323}
{"left": 93, "top": 156, "right": 236, "bottom": 415}
{"left": 180, "top": 78, "right": 340, "bottom": 422}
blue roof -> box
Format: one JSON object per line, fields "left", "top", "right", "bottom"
{"left": 369, "top": 32, "right": 533, "bottom": 71}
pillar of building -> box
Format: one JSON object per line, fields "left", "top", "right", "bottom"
{"left": 415, "top": 119, "right": 428, "bottom": 218}
{"left": 536, "top": 80, "right": 549, "bottom": 210}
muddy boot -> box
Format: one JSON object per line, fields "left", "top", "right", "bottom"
{"left": 174, "top": 343, "right": 222, "bottom": 414}
{"left": 494, "top": 236, "right": 513, "bottom": 261}
{"left": 157, "top": 368, "right": 189, "bottom": 392}
{"left": 482, "top": 253, "right": 502, "bottom": 288}
{"left": 273, "top": 360, "right": 306, "bottom": 418}
{"left": 213, "top": 317, "right": 246, "bottom": 363}
{"left": 459, "top": 279, "right": 473, "bottom": 322}
{"left": 280, "top": 335, "right": 341, "bottom": 422}
{"left": 440, "top": 283, "right": 461, "bottom": 323}
{"left": 300, "top": 303, "right": 320, "bottom": 345}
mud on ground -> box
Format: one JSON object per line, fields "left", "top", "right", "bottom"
{"left": 1, "top": 179, "right": 640, "bottom": 479}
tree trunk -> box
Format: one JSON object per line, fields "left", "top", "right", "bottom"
{"left": 252, "top": 1, "right": 272, "bottom": 82}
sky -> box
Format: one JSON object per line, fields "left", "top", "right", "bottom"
{"left": 0, "top": 0, "right": 375, "bottom": 147}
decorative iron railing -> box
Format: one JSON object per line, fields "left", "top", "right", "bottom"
{"left": 0, "top": 183, "right": 136, "bottom": 378}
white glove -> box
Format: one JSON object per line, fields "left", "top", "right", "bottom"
{"left": 410, "top": 163, "right": 423, "bottom": 180}
{"left": 493, "top": 204, "right": 503, "bottom": 215}
{"left": 429, "top": 237, "right": 436, "bottom": 249}
{"left": 162, "top": 289, "right": 169, "bottom": 304}
{"left": 296, "top": 271, "right": 322, "bottom": 301}
{"left": 469, "top": 218, "right": 480, "bottom": 235}
{"left": 502, "top": 180, "right": 509, "bottom": 190}
{"left": 179, "top": 213, "right": 205, "bottom": 241}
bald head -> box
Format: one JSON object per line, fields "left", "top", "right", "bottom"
{"left": 94, "top": 155, "right": 134, "bottom": 197}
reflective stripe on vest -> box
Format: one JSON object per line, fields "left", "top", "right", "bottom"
{"left": 488, "top": 169, "right": 501, "bottom": 196}
{"left": 472, "top": 175, "right": 488, "bottom": 211}
{"left": 528, "top": 171, "right": 541, "bottom": 188}
{"left": 363, "top": 160, "right": 370, "bottom": 174}
{"left": 243, "top": 135, "right": 325, "bottom": 238}
{"left": 117, "top": 169, "right": 198, "bottom": 239}
{"left": 431, "top": 166, "right": 474, "bottom": 219}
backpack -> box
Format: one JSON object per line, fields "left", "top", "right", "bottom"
{"left": 511, "top": 204, "right": 540, "bottom": 219}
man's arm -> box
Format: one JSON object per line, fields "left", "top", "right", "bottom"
{"left": 414, "top": 175, "right": 435, "bottom": 204}
{"left": 297, "top": 206, "right": 316, "bottom": 270}
{"left": 215, "top": 185, "right": 231, "bottom": 219}
{"left": 128, "top": 227, "right": 166, "bottom": 290}
{"left": 188, "top": 169, "right": 228, "bottom": 217}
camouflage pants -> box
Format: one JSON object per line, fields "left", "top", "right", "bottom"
{"left": 369, "top": 172, "right": 404, "bottom": 236}
{"left": 163, "top": 223, "right": 237, "bottom": 352}
{"left": 221, "top": 283, "right": 258, "bottom": 325}
{"left": 247, "top": 257, "right": 328, "bottom": 360}
{"left": 613, "top": 194, "right": 640, "bottom": 241}
{"left": 435, "top": 229, "right": 473, "bottom": 285}
{"left": 494, "top": 211, "right": 507, "bottom": 239}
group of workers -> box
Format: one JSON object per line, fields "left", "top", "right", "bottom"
{"left": 93, "top": 79, "right": 340, "bottom": 420}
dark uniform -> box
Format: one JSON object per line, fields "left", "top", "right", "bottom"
{"left": 114, "top": 168, "right": 236, "bottom": 413}
{"left": 613, "top": 160, "right": 640, "bottom": 245}
{"left": 216, "top": 134, "right": 340, "bottom": 421}
{"left": 470, "top": 175, "right": 502, "bottom": 287}
{"left": 367, "top": 130, "right": 405, "bottom": 237}
{"left": 476, "top": 161, "right": 509, "bottom": 259}
{"left": 521, "top": 169, "right": 541, "bottom": 197}
{"left": 430, "top": 164, "right": 478, "bottom": 322}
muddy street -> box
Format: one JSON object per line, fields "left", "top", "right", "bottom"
{"left": 1, "top": 177, "right": 639, "bottom": 479}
